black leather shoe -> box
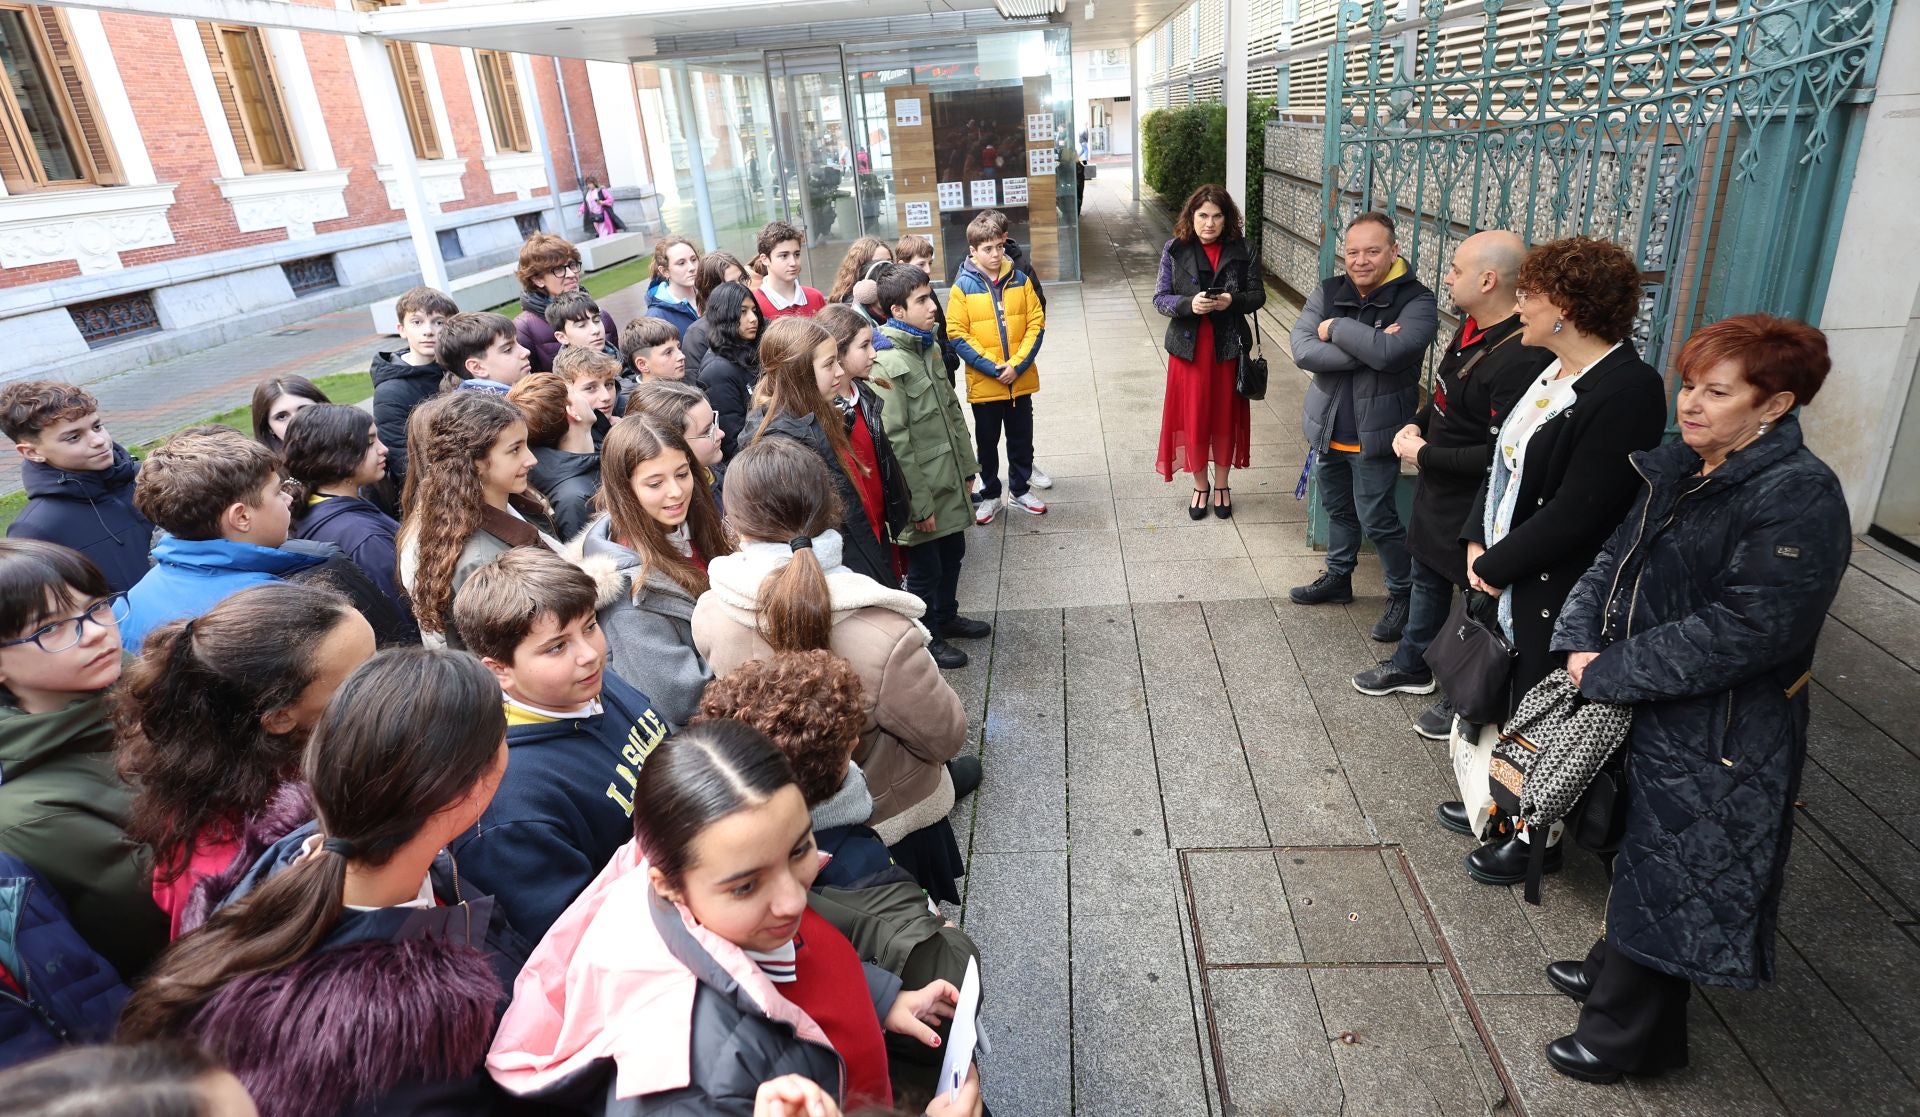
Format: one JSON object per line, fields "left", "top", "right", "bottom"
{"left": 1413, "top": 699, "right": 1455, "bottom": 741}
{"left": 1289, "top": 571, "right": 1355, "bottom": 605}
{"left": 928, "top": 640, "right": 969, "bottom": 670}
{"left": 1188, "top": 485, "right": 1210, "bottom": 521}
{"left": 1352, "top": 660, "right": 1437, "bottom": 696}
{"left": 1212, "top": 486, "right": 1233, "bottom": 519}
{"left": 1546, "top": 960, "right": 1592, "bottom": 1004}
{"left": 1465, "top": 833, "right": 1563, "bottom": 886}
{"left": 1436, "top": 800, "right": 1473, "bottom": 836}
{"left": 942, "top": 615, "right": 993, "bottom": 640}
{"left": 1546, "top": 1036, "right": 1622, "bottom": 1084}
{"left": 1370, "top": 595, "right": 1411, "bottom": 641}
{"left": 948, "top": 754, "right": 983, "bottom": 800}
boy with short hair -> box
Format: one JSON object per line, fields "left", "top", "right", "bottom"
{"left": 118, "top": 426, "right": 432, "bottom": 650}
{"left": 894, "top": 234, "right": 961, "bottom": 386}
{"left": 438, "top": 311, "right": 531, "bottom": 395}
{"left": 870, "top": 264, "right": 988, "bottom": 670}
{"left": 371, "top": 286, "right": 457, "bottom": 488}
{"left": 949, "top": 211, "right": 1049, "bottom": 523}
{"left": 508, "top": 370, "right": 603, "bottom": 541}
{"left": 617, "top": 317, "right": 686, "bottom": 384}
{"left": 545, "top": 290, "right": 622, "bottom": 360}
{"left": 1, "top": 381, "right": 153, "bottom": 592}
{"left": 552, "top": 346, "right": 620, "bottom": 443}
{"left": 449, "top": 547, "right": 670, "bottom": 941}
{"left": 751, "top": 219, "right": 826, "bottom": 321}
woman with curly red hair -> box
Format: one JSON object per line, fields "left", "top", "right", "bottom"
{"left": 1435, "top": 236, "right": 1668, "bottom": 886}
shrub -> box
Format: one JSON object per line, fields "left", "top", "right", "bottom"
{"left": 1141, "top": 97, "right": 1276, "bottom": 264}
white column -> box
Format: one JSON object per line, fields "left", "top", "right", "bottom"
{"left": 588, "top": 60, "right": 649, "bottom": 190}
{"left": 671, "top": 62, "right": 718, "bottom": 249}
{"left": 173, "top": 17, "right": 244, "bottom": 180}
{"left": 345, "top": 33, "right": 446, "bottom": 288}
{"left": 513, "top": 52, "right": 572, "bottom": 239}
{"left": 1224, "top": 0, "right": 1249, "bottom": 213}
{"left": 1130, "top": 37, "right": 1142, "bottom": 204}
{"left": 66, "top": 8, "right": 155, "bottom": 186}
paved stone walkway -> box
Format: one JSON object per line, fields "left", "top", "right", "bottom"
{"left": 943, "top": 172, "right": 1920, "bottom": 1115}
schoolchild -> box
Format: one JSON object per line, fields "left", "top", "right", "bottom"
{"left": 948, "top": 210, "right": 1049, "bottom": 524}
{"left": 869, "top": 266, "right": 987, "bottom": 670}
{"left": 115, "top": 583, "right": 374, "bottom": 938}
{"left": 817, "top": 303, "right": 913, "bottom": 578}
{"left": 0, "top": 381, "right": 152, "bottom": 592}
{"left": 546, "top": 290, "right": 623, "bottom": 362}
{"left": 693, "top": 440, "right": 974, "bottom": 902}
{"left": 449, "top": 547, "right": 671, "bottom": 942}
{"left": 0, "top": 1042, "right": 255, "bottom": 1112}
{"left": 643, "top": 235, "right": 703, "bottom": 337}
{"left": 569, "top": 416, "right": 732, "bottom": 728}
{"left": 122, "top": 427, "right": 408, "bottom": 651}
{"left": 894, "top": 235, "right": 962, "bottom": 385}
{"left": 620, "top": 316, "right": 688, "bottom": 384}
{"left": 745, "top": 317, "right": 894, "bottom": 587}
{"left": 370, "top": 285, "right": 457, "bottom": 488}
{"left": 507, "top": 372, "right": 603, "bottom": 542}
{"left": 487, "top": 721, "right": 977, "bottom": 1116}
{"left": 282, "top": 403, "right": 413, "bottom": 622}
{"left": 827, "top": 236, "right": 893, "bottom": 305}
{"left": 0, "top": 540, "right": 167, "bottom": 980}
{"left": 396, "top": 391, "right": 559, "bottom": 649}
{"left": 248, "top": 376, "right": 329, "bottom": 457}
{"left": 438, "top": 311, "right": 532, "bottom": 396}
{"left": 119, "top": 648, "right": 533, "bottom": 1117}
{"left": 696, "top": 281, "right": 767, "bottom": 461}
{"left": 752, "top": 220, "right": 827, "bottom": 322}
{"left": 628, "top": 379, "right": 727, "bottom": 508}
{"left": 682, "top": 250, "right": 747, "bottom": 368}
{"left": 0, "top": 854, "right": 129, "bottom": 1070}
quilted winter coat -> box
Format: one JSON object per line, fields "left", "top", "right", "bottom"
{"left": 1552, "top": 416, "right": 1850, "bottom": 989}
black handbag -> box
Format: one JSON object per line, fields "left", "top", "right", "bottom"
{"left": 1235, "top": 313, "right": 1269, "bottom": 401}
{"left": 1423, "top": 589, "right": 1517, "bottom": 725}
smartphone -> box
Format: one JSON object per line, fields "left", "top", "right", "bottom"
{"left": 1201, "top": 286, "right": 1227, "bottom": 298}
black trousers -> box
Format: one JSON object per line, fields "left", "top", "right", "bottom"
{"left": 972, "top": 396, "right": 1034, "bottom": 500}
{"left": 905, "top": 531, "right": 966, "bottom": 634}
{"left": 1573, "top": 937, "right": 1692, "bottom": 1073}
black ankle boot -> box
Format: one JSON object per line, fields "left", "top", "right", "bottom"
{"left": 1546, "top": 960, "right": 1592, "bottom": 1003}
{"left": 1464, "top": 832, "right": 1562, "bottom": 886}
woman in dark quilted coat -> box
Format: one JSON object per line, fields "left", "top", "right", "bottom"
{"left": 1543, "top": 315, "right": 1852, "bottom": 1085}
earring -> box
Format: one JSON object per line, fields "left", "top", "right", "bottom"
{"left": 1757, "top": 422, "right": 1771, "bottom": 435}
{"left": 1552, "top": 318, "right": 1564, "bottom": 334}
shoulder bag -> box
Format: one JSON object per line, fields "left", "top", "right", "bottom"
{"left": 1422, "top": 589, "right": 1515, "bottom": 725}
{"left": 1235, "top": 312, "right": 1269, "bottom": 401}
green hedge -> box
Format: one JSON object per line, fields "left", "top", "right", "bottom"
{"left": 1141, "top": 97, "right": 1275, "bottom": 263}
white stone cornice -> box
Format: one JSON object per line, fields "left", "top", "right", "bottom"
{"left": 216, "top": 168, "right": 352, "bottom": 238}
{"left": 0, "top": 183, "right": 178, "bottom": 274}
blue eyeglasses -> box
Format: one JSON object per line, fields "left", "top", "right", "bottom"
{"left": 0, "top": 595, "right": 129, "bottom": 654}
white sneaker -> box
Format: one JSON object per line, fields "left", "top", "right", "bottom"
{"left": 975, "top": 496, "right": 1000, "bottom": 525}
{"left": 1008, "top": 492, "right": 1048, "bottom": 515}
{"left": 1028, "top": 466, "right": 1052, "bottom": 489}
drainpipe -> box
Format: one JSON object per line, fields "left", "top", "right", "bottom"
{"left": 554, "top": 57, "right": 586, "bottom": 194}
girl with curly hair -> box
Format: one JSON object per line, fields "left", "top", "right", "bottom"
{"left": 395, "top": 391, "right": 557, "bottom": 648}
{"left": 568, "top": 416, "right": 734, "bottom": 727}
{"left": 115, "top": 583, "right": 374, "bottom": 938}
{"left": 826, "top": 235, "right": 893, "bottom": 304}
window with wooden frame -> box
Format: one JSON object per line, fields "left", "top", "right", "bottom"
{"left": 198, "top": 21, "right": 300, "bottom": 173}
{"left": 0, "top": 4, "right": 120, "bottom": 192}
{"left": 473, "top": 49, "right": 529, "bottom": 153}
{"left": 354, "top": 0, "right": 441, "bottom": 160}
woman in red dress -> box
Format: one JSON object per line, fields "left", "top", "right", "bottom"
{"left": 1153, "top": 184, "right": 1267, "bottom": 519}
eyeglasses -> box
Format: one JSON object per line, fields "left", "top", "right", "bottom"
{"left": 546, "top": 263, "right": 582, "bottom": 278}
{"left": 1514, "top": 289, "right": 1531, "bottom": 305}
{"left": 689, "top": 422, "right": 722, "bottom": 442}
{"left": 1, "top": 595, "right": 129, "bottom": 654}
{"left": 279, "top": 477, "right": 302, "bottom": 498}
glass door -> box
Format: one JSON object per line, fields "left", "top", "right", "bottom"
{"left": 764, "top": 46, "right": 859, "bottom": 291}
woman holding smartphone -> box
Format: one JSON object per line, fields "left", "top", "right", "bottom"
{"left": 1152, "top": 184, "right": 1267, "bottom": 520}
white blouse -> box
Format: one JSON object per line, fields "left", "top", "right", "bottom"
{"left": 1490, "top": 343, "right": 1621, "bottom": 543}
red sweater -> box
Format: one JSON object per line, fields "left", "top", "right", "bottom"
{"left": 753, "top": 285, "right": 826, "bottom": 321}
{"left": 785, "top": 907, "right": 893, "bottom": 1109}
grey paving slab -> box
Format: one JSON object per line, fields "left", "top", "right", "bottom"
{"left": 1829, "top": 567, "right": 1920, "bottom": 671}
{"left": 963, "top": 852, "right": 1071, "bottom": 1116}
{"left": 1476, "top": 993, "right": 1639, "bottom": 1116}
{"left": 971, "top": 609, "right": 1066, "bottom": 855}
{"left": 1207, "top": 967, "right": 1345, "bottom": 1116}
{"left": 1806, "top": 683, "right": 1920, "bottom": 855}
{"left": 1113, "top": 519, "right": 1250, "bottom": 562}
{"left": 994, "top": 561, "right": 1130, "bottom": 609}
{"left": 1125, "top": 556, "right": 1268, "bottom": 603}
{"left": 1062, "top": 606, "right": 1169, "bottom": 851}
{"left": 1309, "top": 967, "right": 1503, "bottom": 1115}
{"left": 1001, "top": 528, "right": 1124, "bottom": 571}
{"left": 1000, "top": 497, "right": 1117, "bottom": 536}
{"left": 1276, "top": 848, "right": 1428, "bottom": 964}
{"left": 1186, "top": 848, "right": 1306, "bottom": 964}
{"left": 1812, "top": 619, "right": 1920, "bottom": 751}
{"left": 1626, "top": 1003, "right": 1790, "bottom": 1116}
{"left": 1234, "top": 518, "right": 1324, "bottom": 557}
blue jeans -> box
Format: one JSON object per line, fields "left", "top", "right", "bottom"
{"left": 1389, "top": 555, "right": 1455, "bottom": 673}
{"left": 1317, "top": 448, "right": 1411, "bottom": 597}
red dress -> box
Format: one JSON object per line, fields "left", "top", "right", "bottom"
{"left": 1156, "top": 240, "right": 1252, "bottom": 480}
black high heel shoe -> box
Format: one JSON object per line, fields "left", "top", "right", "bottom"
{"left": 1189, "top": 484, "right": 1210, "bottom": 521}
{"left": 1213, "top": 486, "right": 1233, "bottom": 519}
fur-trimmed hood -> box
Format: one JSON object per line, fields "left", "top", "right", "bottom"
{"left": 701, "top": 533, "right": 927, "bottom": 636}
{"left": 564, "top": 514, "right": 697, "bottom": 614}
{"left": 175, "top": 782, "right": 314, "bottom": 937}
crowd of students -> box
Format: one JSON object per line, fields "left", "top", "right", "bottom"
{"left": 0, "top": 215, "right": 1065, "bottom": 1115}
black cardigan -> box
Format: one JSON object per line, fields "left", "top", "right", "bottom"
{"left": 1464, "top": 343, "right": 1667, "bottom": 711}
{"left": 1153, "top": 236, "right": 1268, "bottom": 364}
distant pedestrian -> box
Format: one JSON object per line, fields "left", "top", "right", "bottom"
{"left": 1288, "top": 211, "right": 1437, "bottom": 641}
{"left": 1152, "top": 184, "right": 1267, "bottom": 520}
{"left": 580, "top": 176, "right": 625, "bottom": 238}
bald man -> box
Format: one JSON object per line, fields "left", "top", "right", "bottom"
{"left": 1352, "top": 231, "right": 1554, "bottom": 750}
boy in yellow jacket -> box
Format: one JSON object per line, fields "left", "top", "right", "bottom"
{"left": 948, "top": 210, "right": 1049, "bottom": 523}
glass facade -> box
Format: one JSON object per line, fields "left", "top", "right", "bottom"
{"left": 636, "top": 26, "right": 1079, "bottom": 291}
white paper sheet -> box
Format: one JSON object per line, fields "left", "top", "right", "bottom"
{"left": 937, "top": 181, "right": 966, "bottom": 210}
{"left": 935, "top": 956, "right": 982, "bottom": 1100}
{"left": 894, "top": 98, "right": 922, "bottom": 127}
{"left": 1001, "top": 177, "right": 1030, "bottom": 206}
{"left": 904, "top": 200, "right": 933, "bottom": 228}
{"left": 969, "top": 179, "right": 998, "bottom": 207}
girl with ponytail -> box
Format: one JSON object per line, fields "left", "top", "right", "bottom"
{"left": 116, "top": 583, "right": 374, "bottom": 938}
{"left": 488, "top": 722, "right": 978, "bottom": 1117}
{"left": 691, "top": 439, "right": 972, "bottom": 902}
{"left": 120, "top": 648, "right": 523, "bottom": 1117}
{"left": 746, "top": 316, "right": 896, "bottom": 585}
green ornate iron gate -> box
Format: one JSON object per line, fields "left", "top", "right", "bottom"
{"left": 1307, "top": 0, "right": 1894, "bottom": 373}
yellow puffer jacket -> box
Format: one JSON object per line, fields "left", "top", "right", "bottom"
{"left": 947, "top": 259, "right": 1044, "bottom": 404}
